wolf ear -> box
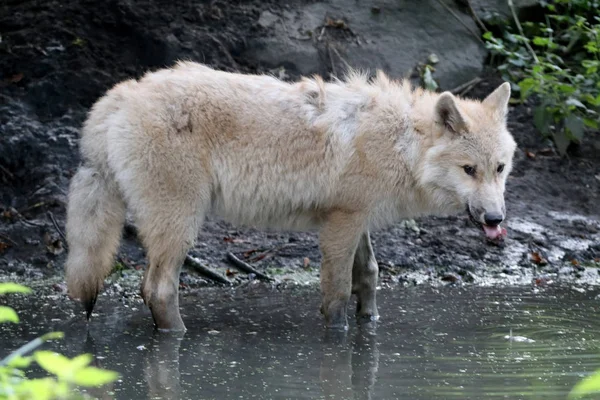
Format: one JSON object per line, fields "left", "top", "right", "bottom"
{"left": 435, "top": 92, "right": 467, "bottom": 135}
{"left": 482, "top": 82, "right": 511, "bottom": 117}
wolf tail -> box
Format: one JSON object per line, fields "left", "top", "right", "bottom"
{"left": 64, "top": 165, "right": 126, "bottom": 319}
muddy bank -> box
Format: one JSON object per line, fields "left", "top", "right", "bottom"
{"left": 1, "top": 0, "right": 600, "bottom": 300}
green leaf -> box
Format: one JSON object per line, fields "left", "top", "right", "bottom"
{"left": 533, "top": 105, "right": 552, "bottom": 136}
{"left": 566, "top": 98, "right": 587, "bottom": 109}
{"left": 39, "top": 332, "right": 65, "bottom": 341}
{"left": 14, "top": 378, "right": 58, "bottom": 400}
{"left": 0, "top": 306, "right": 19, "bottom": 323}
{"left": 553, "top": 131, "right": 570, "bottom": 156}
{"left": 69, "top": 353, "right": 93, "bottom": 371}
{"left": 566, "top": 115, "right": 585, "bottom": 141}
{"left": 7, "top": 355, "right": 32, "bottom": 369}
{"left": 508, "top": 57, "right": 527, "bottom": 67}
{"left": 518, "top": 78, "right": 538, "bottom": 100}
{"left": 422, "top": 66, "right": 438, "bottom": 92}
{"left": 556, "top": 84, "right": 576, "bottom": 94}
{"left": 483, "top": 31, "right": 494, "bottom": 40}
{"left": 533, "top": 36, "right": 550, "bottom": 46}
{"left": 569, "top": 369, "right": 600, "bottom": 399}
{"left": 0, "top": 283, "right": 32, "bottom": 295}
{"left": 34, "top": 351, "right": 72, "bottom": 378}
{"left": 73, "top": 366, "right": 119, "bottom": 387}
{"left": 583, "top": 118, "right": 599, "bottom": 129}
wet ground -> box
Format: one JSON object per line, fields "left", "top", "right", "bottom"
{"left": 1, "top": 0, "right": 600, "bottom": 291}
{"left": 2, "top": 285, "right": 600, "bottom": 399}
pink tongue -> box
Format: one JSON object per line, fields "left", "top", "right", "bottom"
{"left": 483, "top": 224, "right": 506, "bottom": 240}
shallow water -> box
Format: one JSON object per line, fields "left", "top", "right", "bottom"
{"left": 2, "top": 285, "right": 600, "bottom": 399}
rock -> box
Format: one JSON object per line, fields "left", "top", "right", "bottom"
{"left": 258, "top": 10, "right": 279, "bottom": 28}
{"left": 242, "top": 0, "right": 487, "bottom": 88}
{"left": 470, "top": 0, "right": 539, "bottom": 21}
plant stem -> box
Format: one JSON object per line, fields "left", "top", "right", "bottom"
{"left": 0, "top": 338, "right": 44, "bottom": 366}
{"left": 508, "top": 0, "right": 539, "bottom": 63}
{"left": 0, "top": 332, "right": 62, "bottom": 366}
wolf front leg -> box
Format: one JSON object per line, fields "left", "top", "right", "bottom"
{"left": 319, "top": 211, "right": 366, "bottom": 330}
{"left": 352, "top": 231, "right": 379, "bottom": 323}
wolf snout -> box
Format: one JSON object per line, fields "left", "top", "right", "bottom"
{"left": 483, "top": 212, "right": 504, "bottom": 227}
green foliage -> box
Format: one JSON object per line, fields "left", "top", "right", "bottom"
{"left": 422, "top": 65, "right": 439, "bottom": 92}
{"left": 0, "top": 283, "right": 119, "bottom": 399}
{"left": 569, "top": 369, "right": 600, "bottom": 399}
{"left": 484, "top": 0, "right": 600, "bottom": 155}
{"left": 420, "top": 53, "right": 440, "bottom": 92}
{"left": 0, "top": 284, "right": 32, "bottom": 296}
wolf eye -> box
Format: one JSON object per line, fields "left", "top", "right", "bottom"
{"left": 497, "top": 164, "right": 505, "bottom": 173}
{"left": 463, "top": 165, "right": 476, "bottom": 177}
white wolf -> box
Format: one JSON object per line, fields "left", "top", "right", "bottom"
{"left": 65, "top": 61, "right": 516, "bottom": 331}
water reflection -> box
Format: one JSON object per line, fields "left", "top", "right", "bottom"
{"left": 320, "top": 327, "right": 379, "bottom": 400}
{"left": 2, "top": 286, "right": 600, "bottom": 399}
{"left": 137, "top": 324, "right": 381, "bottom": 400}
{"left": 143, "top": 331, "right": 185, "bottom": 399}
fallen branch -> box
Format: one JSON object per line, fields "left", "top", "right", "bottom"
{"left": 184, "top": 256, "right": 232, "bottom": 286}
{"left": 123, "top": 222, "right": 232, "bottom": 285}
{"left": 226, "top": 252, "right": 274, "bottom": 282}
{"left": 450, "top": 76, "right": 483, "bottom": 96}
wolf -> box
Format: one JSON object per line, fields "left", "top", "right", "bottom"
{"left": 64, "top": 61, "right": 516, "bottom": 331}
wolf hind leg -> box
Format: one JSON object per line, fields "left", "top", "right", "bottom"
{"left": 133, "top": 198, "right": 207, "bottom": 331}
{"left": 352, "top": 231, "right": 379, "bottom": 323}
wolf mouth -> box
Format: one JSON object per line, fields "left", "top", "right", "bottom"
{"left": 466, "top": 205, "right": 507, "bottom": 241}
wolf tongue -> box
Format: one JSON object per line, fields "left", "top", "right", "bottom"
{"left": 483, "top": 224, "right": 503, "bottom": 240}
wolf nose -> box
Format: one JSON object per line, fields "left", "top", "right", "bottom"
{"left": 484, "top": 212, "right": 504, "bottom": 226}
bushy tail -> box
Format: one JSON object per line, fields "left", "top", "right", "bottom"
{"left": 65, "top": 166, "right": 126, "bottom": 319}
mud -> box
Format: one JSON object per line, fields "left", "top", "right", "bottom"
{"left": 1, "top": 0, "right": 599, "bottom": 301}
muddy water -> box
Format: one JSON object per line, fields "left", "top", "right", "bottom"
{"left": 2, "top": 285, "right": 600, "bottom": 399}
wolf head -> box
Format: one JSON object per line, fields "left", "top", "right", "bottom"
{"left": 416, "top": 82, "right": 517, "bottom": 241}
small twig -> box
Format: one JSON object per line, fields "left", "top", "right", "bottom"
{"left": 508, "top": 0, "right": 539, "bottom": 63}
{"left": 0, "top": 233, "right": 18, "bottom": 246}
{"left": 226, "top": 252, "right": 274, "bottom": 282}
{"left": 206, "top": 34, "right": 238, "bottom": 68}
{"left": 434, "top": 0, "right": 484, "bottom": 44}
{"left": 18, "top": 218, "right": 46, "bottom": 227}
{"left": 327, "top": 43, "right": 337, "bottom": 78}
{"left": 246, "top": 243, "right": 294, "bottom": 263}
{"left": 19, "top": 201, "right": 46, "bottom": 214}
{"left": 450, "top": 76, "right": 483, "bottom": 96}
{"left": 184, "top": 256, "right": 232, "bottom": 285}
{"left": 47, "top": 211, "right": 68, "bottom": 250}
{"left": 466, "top": 0, "right": 487, "bottom": 32}
{"left": 330, "top": 46, "right": 352, "bottom": 73}
{"left": 0, "top": 164, "right": 14, "bottom": 180}
{"left": 318, "top": 26, "right": 326, "bottom": 41}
